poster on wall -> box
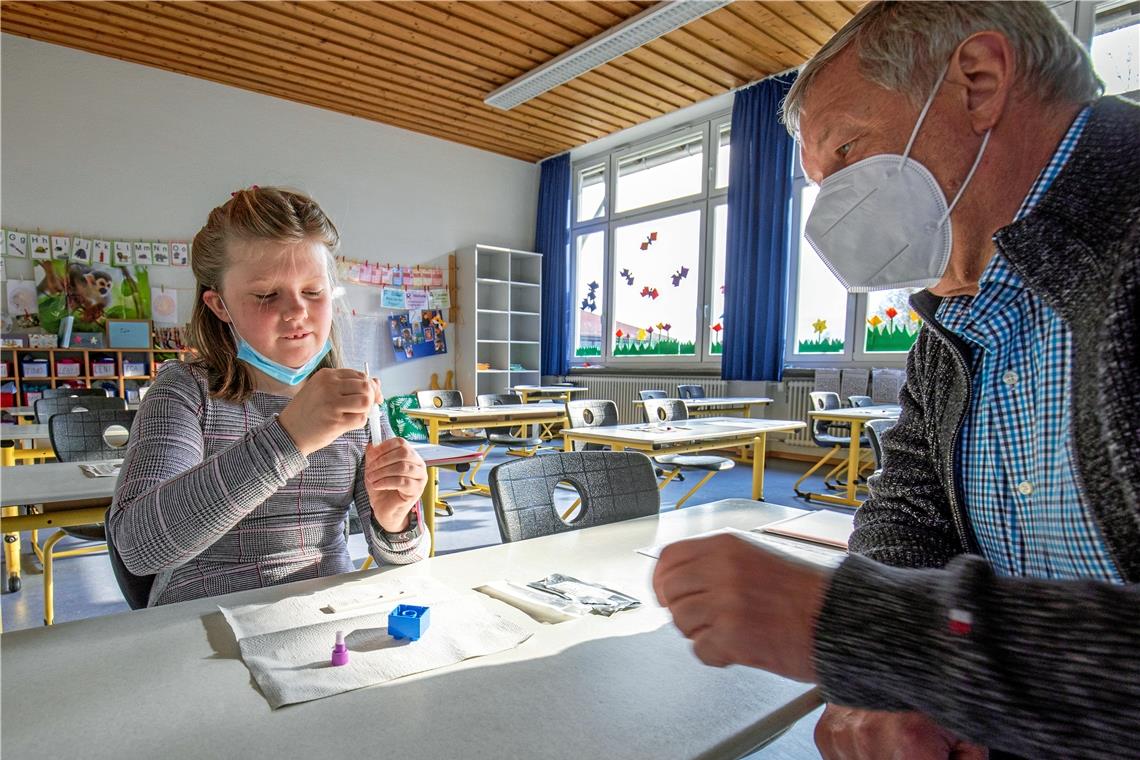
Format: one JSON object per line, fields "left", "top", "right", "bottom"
{"left": 34, "top": 260, "right": 151, "bottom": 334}
{"left": 71, "top": 237, "right": 92, "bottom": 263}
{"left": 92, "top": 240, "right": 111, "bottom": 265}
{"left": 51, "top": 236, "right": 71, "bottom": 260}
{"left": 133, "top": 242, "right": 152, "bottom": 265}
{"left": 387, "top": 309, "right": 447, "bottom": 363}
{"left": 114, "top": 241, "right": 132, "bottom": 265}
{"left": 30, "top": 234, "right": 51, "bottom": 260}
{"left": 7, "top": 280, "right": 40, "bottom": 328}
{"left": 152, "top": 242, "right": 170, "bottom": 266}
{"left": 6, "top": 230, "right": 28, "bottom": 258}
{"left": 171, "top": 242, "right": 190, "bottom": 267}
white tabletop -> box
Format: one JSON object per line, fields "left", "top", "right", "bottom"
{"left": 563, "top": 416, "right": 805, "bottom": 448}
{"left": 0, "top": 499, "right": 822, "bottom": 759}
{"left": 633, "top": 396, "right": 773, "bottom": 407}
{"left": 408, "top": 404, "right": 567, "bottom": 422}
{"left": 809, "top": 405, "right": 901, "bottom": 422}
{"left": 0, "top": 444, "right": 483, "bottom": 508}
{"left": 510, "top": 385, "right": 587, "bottom": 394}
{"left": 0, "top": 423, "right": 49, "bottom": 441}
{"left": 3, "top": 402, "right": 139, "bottom": 417}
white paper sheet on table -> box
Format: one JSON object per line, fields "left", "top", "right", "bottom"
{"left": 637, "top": 527, "right": 846, "bottom": 568}
{"left": 219, "top": 576, "right": 535, "bottom": 708}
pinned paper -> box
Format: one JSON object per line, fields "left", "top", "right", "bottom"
{"left": 6, "top": 230, "right": 27, "bottom": 258}
{"left": 152, "top": 242, "right": 170, "bottom": 266}
{"left": 51, "top": 236, "right": 71, "bottom": 260}
{"left": 30, "top": 234, "right": 51, "bottom": 260}
{"left": 404, "top": 289, "right": 429, "bottom": 309}
{"left": 171, "top": 242, "right": 190, "bottom": 267}
{"left": 428, "top": 288, "right": 451, "bottom": 309}
{"left": 114, "top": 241, "right": 132, "bottom": 265}
{"left": 71, "top": 237, "right": 92, "bottom": 263}
{"left": 381, "top": 287, "right": 407, "bottom": 310}
{"left": 132, "top": 242, "right": 152, "bottom": 265}
{"left": 92, "top": 240, "right": 111, "bottom": 265}
{"left": 151, "top": 286, "right": 179, "bottom": 325}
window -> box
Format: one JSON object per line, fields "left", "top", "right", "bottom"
{"left": 786, "top": 167, "right": 918, "bottom": 368}
{"left": 571, "top": 114, "right": 730, "bottom": 367}
{"left": 1092, "top": 10, "right": 1139, "bottom": 99}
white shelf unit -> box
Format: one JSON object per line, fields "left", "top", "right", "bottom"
{"left": 455, "top": 244, "right": 543, "bottom": 403}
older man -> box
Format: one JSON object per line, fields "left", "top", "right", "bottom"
{"left": 653, "top": 3, "right": 1138, "bottom": 758}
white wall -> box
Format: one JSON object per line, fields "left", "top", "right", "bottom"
{"left": 1, "top": 34, "right": 539, "bottom": 393}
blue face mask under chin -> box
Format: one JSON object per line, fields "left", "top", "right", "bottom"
{"left": 219, "top": 298, "right": 332, "bottom": 386}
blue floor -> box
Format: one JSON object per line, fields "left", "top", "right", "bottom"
{"left": 2, "top": 445, "right": 835, "bottom": 758}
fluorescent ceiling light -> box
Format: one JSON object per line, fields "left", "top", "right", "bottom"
{"left": 485, "top": 0, "right": 732, "bottom": 110}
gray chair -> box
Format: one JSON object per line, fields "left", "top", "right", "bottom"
{"left": 40, "top": 409, "right": 136, "bottom": 624}
{"left": 34, "top": 395, "right": 127, "bottom": 424}
{"left": 813, "top": 368, "right": 841, "bottom": 395}
{"left": 839, "top": 369, "right": 870, "bottom": 407}
{"left": 676, "top": 384, "right": 706, "bottom": 400}
{"left": 564, "top": 399, "right": 619, "bottom": 452}
{"left": 488, "top": 451, "right": 660, "bottom": 542}
{"left": 848, "top": 395, "right": 874, "bottom": 408}
{"left": 41, "top": 387, "right": 110, "bottom": 400}
{"left": 864, "top": 418, "right": 897, "bottom": 472}
{"left": 638, "top": 389, "right": 666, "bottom": 400}
{"left": 794, "top": 392, "right": 870, "bottom": 498}
{"left": 871, "top": 368, "right": 907, "bottom": 405}
{"left": 413, "top": 389, "right": 483, "bottom": 512}
{"left": 641, "top": 398, "right": 735, "bottom": 508}
{"left": 105, "top": 507, "right": 154, "bottom": 610}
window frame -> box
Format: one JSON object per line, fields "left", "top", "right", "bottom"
{"left": 570, "top": 112, "right": 732, "bottom": 369}
{"left": 784, "top": 159, "right": 911, "bottom": 370}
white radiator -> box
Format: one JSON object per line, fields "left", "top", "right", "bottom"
{"left": 575, "top": 376, "right": 728, "bottom": 423}
{"left": 783, "top": 379, "right": 816, "bottom": 448}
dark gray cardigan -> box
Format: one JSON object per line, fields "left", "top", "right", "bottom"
{"left": 812, "top": 97, "right": 1140, "bottom": 759}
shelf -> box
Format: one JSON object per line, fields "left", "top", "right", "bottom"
{"left": 477, "top": 309, "right": 509, "bottom": 315}
{"left": 476, "top": 277, "right": 510, "bottom": 285}
{"left": 477, "top": 369, "right": 510, "bottom": 374}
{"left": 510, "top": 282, "right": 540, "bottom": 288}
{"left": 477, "top": 339, "right": 509, "bottom": 344}
{"left": 511, "top": 310, "right": 539, "bottom": 316}
{"left": 513, "top": 341, "right": 540, "bottom": 345}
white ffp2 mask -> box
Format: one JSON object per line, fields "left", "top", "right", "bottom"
{"left": 804, "top": 65, "right": 991, "bottom": 292}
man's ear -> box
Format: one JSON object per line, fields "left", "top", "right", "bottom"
{"left": 202, "top": 290, "right": 231, "bottom": 324}
{"left": 951, "top": 31, "right": 1015, "bottom": 134}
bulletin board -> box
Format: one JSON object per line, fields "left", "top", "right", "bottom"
{"left": 387, "top": 310, "right": 447, "bottom": 363}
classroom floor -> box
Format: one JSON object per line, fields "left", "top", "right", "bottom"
{"left": 1, "top": 446, "right": 839, "bottom": 759}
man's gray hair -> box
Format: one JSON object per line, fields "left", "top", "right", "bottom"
{"left": 782, "top": 1, "right": 1102, "bottom": 135}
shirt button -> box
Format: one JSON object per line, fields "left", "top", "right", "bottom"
{"left": 1002, "top": 370, "right": 1019, "bottom": 387}
{"left": 1017, "top": 480, "right": 1034, "bottom": 496}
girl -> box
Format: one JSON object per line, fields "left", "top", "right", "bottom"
{"left": 109, "top": 186, "right": 428, "bottom": 606}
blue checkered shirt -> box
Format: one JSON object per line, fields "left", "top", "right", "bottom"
{"left": 937, "top": 107, "right": 1122, "bottom": 582}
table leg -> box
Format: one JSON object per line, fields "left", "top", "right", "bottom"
{"left": 427, "top": 419, "right": 440, "bottom": 445}
{"left": 845, "top": 422, "right": 864, "bottom": 505}
{"left": 751, "top": 433, "right": 768, "bottom": 501}
{"left": 422, "top": 465, "right": 438, "bottom": 558}
{"left": 1, "top": 442, "right": 21, "bottom": 592}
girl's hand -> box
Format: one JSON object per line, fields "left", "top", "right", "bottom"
{"left": 278, "top": 368, "right": 375, "bottom": 456}
{"left": 364, "top": 437, "right": 427, "bottom": 532}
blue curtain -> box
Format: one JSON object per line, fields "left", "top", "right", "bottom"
{"left": 722, "top": 74, "right": 797, "bottom": 382}
{"left": 536, "top": 153, "right": 572, "bottom": 377}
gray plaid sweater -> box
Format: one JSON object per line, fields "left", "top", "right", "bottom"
{"left": 109, "top": 362, "right": 426, "bottom": 606}
{"left": 812, "top": 97, "right": 1140, "bottom": 758}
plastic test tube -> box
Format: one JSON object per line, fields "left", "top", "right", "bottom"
{"left": 364, "top": 362, "right": 385, "bottom": 445}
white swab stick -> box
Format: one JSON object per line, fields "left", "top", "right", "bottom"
{"left": 364, "top": 362, "right": 384, "bottom": 445}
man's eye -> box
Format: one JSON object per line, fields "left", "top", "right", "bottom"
{"left": 837, "top": 142, "right": 853, "bottom": 157}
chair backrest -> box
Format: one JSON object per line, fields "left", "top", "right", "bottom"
{"left": 416, "top": 389, "right": 463, "bottom": 409}
{"left": 848, "top": 395, "right": 873, "bottom": 408}
{"left": 35, "top": 395, "right": 127, "bottom": 424}
{"left": 871, "top": 368, "right": 907, "bottom": 404}
{"left": 813, "top": 368, "right": 841, "bottom": 394}
{"left": 489, "top": 451, "right": 661, "bottom": 542}
{"left": 48, "top": 409, "right": 137, "bottom": 462}
{"left": 477, "top": 393, "right": 522, "bottom": 407}
{"left": 565, "top": 399, "right": 619, "bottom": 429}
{"left": 638, "top": 389, "right": 666, "bottom": 400}
{"left": 104, "top": 507, "right": 154, "bottom": 610}
{"left": 41, "top": 387, "right": 110, "bottom": 400}
{"left": 840, "top": 369, "right": 870, "bottom": 405}
{"left": 676, "top": 384, "right": 706, "bottom": 400}
{"left": 864, "top": 419, "right": 898, "bottom": 470}
{"left": 809, "top": 391, "right": 842, "bottom": 442}
{"left": 643, "top": 398, "right": 689, "bottom": 423}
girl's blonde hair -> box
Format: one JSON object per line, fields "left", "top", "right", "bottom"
{"left": 188, "top": 186, "right": 344, "bottom": 402}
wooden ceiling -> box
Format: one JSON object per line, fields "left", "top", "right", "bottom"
{"left": 0, "top": 1, "right": 859, "bottom": 162}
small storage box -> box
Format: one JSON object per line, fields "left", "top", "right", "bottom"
{"left": 122, "top": 360, "right": 147, "bottom": 377}
{"left": 22, "top": 359, "right": 49, "bottom": 378}
{"left": 92, "top": 359, "right": 117, "bottom": 377}
{"left": 24, "top": 390, "right": 44, "bottom": 405}
{"left": 0, "top": 361, "right": 9, "bottom": 377}
{"left": 0, "top": 391, "right": 15, "bottom": 406}
{"left": 56, "top": 359, "right": 81, "bottom": 377}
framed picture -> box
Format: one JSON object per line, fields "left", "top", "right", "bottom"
{"left": 106, "top": 319, "right": 152, "bottom": 348}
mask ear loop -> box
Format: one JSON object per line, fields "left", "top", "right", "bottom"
{"left": 938, "top": 128, "right": 991, "bottom": 225}
{"left": 898, "top": 62, "right": 952, "bottom": 171}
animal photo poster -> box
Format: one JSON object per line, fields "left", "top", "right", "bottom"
{"left": 34, "top": 260, "right": 151, "bottom": 334}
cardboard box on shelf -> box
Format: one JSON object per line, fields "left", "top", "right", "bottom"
{"left": 57, "top": 359, "right": 81, "bottom": 377}
{"left": 92, "top": 359, "right": 117, "bottom": 377}
{"left": 22, "top": 359, "right": 49, "bottom": 378}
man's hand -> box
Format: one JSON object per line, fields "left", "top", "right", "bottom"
{"left": 364, "top": 437, "right": 427, "bottom": 533}
{"left": 652, "top": 533, "right": 832, "bottom": 681}
{"left": 814, "top": 705, "right": 988, "bottom": 760}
